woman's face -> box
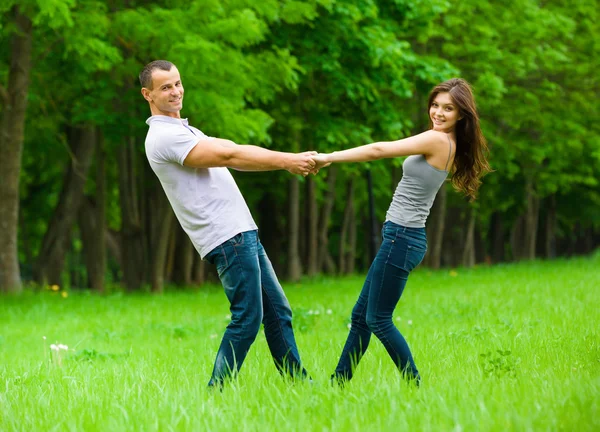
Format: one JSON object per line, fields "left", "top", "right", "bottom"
{"left": 429, "top": 92, "right": 461, "bottom": 132}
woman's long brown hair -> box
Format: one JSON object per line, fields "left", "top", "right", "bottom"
{"left": 428, "top": 78, "right": 491, "bottom": 201}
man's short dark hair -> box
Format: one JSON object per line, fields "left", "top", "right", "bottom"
{"left": 139, "top": 60, "right": 175, "bottom": 89}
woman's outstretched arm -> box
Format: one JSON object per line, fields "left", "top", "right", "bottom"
{"left": 315, "top": 130, "right": 447, "bottom": 168}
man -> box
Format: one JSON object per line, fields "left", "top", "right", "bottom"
{"left": 140, "top": 60, "right": 314, "bottom": 387}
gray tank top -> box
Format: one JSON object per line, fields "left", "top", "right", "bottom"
{"left": 385, "top": 135, "right": 452, "bottom": 228}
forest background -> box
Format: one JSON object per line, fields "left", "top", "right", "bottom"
{"left": 1, "top": 0, "right": 598, "bottom": 293}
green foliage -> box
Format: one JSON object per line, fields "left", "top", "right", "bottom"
{"left": 72, "top": 348, "right": 130, "bottom": 362}
{"left": 32, "top": 0, "right": 75, "bottom": 28}
{"left": 480, "top": 350, "right": 517, "bottom": 378}
{"left": 2, "top": 0, "right": 598, "bottom": 280}
{"left": 434, "top": 0, "right": 600, "bottom": 227}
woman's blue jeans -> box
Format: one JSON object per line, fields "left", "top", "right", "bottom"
{"left": 333, "top": 221, "right": 427, "bottom": 383}
{"left": 205, "top": 230, "right": 307, "bottom": 386}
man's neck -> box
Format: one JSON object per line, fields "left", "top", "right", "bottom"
{"left": 150, "top": 106, "right": 181, "bottom": 118}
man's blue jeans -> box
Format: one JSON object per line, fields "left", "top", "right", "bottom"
{"left": 333, "top": 221, "right": 427, "bottom": 383}
{"left": 205, "top": 230, "right": 307, "bottom": 385}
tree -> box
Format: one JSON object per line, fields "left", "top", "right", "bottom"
{"left": 0, "top": 4, "right": 32, "bottom": 293}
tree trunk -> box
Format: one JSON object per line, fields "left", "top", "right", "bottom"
{"left": 545, "top": 195, "right": 557, "bottom": 259}
{"left": 164, "top": 217, "right": 178, "bottom": 282}
{"left": 34, "top": 125, "right": 97, "bottom": 286}
{"left": 68, "top": 231, "right": 84, "bottom": 289}
{"left": 365, "top": 169, "right": 379, "bottom": 263}
{"left": 118, "top": 137, "right": 146, "bottom": 291}
{"left": 338, "top": 177, "right": 353, "bottom": 274}
{"left": 287, "top": 176, "right": 302, "bottom": 281}
{"left": 172, "top": 223, "right": 194, "bottom": 286}
{"left": 79, "top": 199, "right": 105, "bottom": 292}
{"left": 582, "top": 228, "right": 595, "bottom": 254}
{"left": 440, "top": 207, "right": 461, "bottom": 267}
{"left": 347, "top": 192, "right": 357, "bottom": 274}
{"left": 318, "top": 167, "right": 337, "bottom": 273}
{"left": 150, "top": 194, "right": 175, "bottom": 293}
{"left": 107, "top": 229, "right": 121, "bottom": 260}
{"left": 19, "top": 211, "right": 33, "bottom": 280}
{"left": 192, "top": 253, "right": 206, "bottom": 285}
{"left": 523, "top": 179, "right": 540, "bottom": 260}
{"left": 475, "top": 222, "right": 486, "bottom": 264}
{"left": 490, "top": 212, "right": 505, "bottom": 263}
{"left": 80, "top": 199, "right": 120, "bottom": 287}
{"left": 338, "top": 178, "right": 356, "bottom": 274}
{"left": 510, "top": 215, "right": 526, "bottom": 261}
{"left": 79, "top": 198, "right": 96, "bottom": 288}
{"left": 306, "top": 176, "right": 319, "bottom": 276}
{"left": 461, "top": 206, "right": 476, "bottom": 267}
{"left": 92, "top": 133, "right": 107, "bottom": 292}
{"left": 323, "top": 252, "right": 336, "bottom": 274}
{"left": 257, "top": 191, "right": 284, "bottom": 275}
{"left": 425, "top": 184, "right": 447, "bottom": 268}
{"left": 78, "top": 134, "right": 106, "bottom": 292}
{"left": 0, "top": 8, "right": 33, "bottom": 293}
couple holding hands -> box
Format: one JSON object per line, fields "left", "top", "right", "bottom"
{"left": 140, "top": 60, "right": 490, "bottom": 388}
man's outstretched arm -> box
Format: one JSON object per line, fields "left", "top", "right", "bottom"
{"left": 183, "top": 138, "right": 316, "bottom": 176}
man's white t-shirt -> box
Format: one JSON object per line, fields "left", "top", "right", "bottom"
{"left": 144, "top": 115, "right": 257, "bottom": 258}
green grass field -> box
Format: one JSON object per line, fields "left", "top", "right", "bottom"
{"left": 1, "top": 256, "right": 599, "bottom": 431}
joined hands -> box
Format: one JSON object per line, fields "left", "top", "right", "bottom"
{"left": 312, "top": 153, "right": 332, "bottom": 171}
{"left": 286, "top": 152, "right": 332, "bottom": 177}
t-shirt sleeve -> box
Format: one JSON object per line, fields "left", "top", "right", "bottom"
{"left": 151, "top": 127, "right": 200, "bottom": 166}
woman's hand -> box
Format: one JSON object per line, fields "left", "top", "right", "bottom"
{"left": 313, "top": 153, "right": 332, "bottom": 171}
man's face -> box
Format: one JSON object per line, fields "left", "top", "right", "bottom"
{"left": 142, "top": 66, "right": 184, "bottom": 117}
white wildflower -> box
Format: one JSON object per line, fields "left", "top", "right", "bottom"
{"left": 49, "top": 342, "right": 68, "bottom": 367}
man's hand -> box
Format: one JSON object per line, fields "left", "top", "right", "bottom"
{"left": 285, "top": 151, "right": 318, "bottom": 176}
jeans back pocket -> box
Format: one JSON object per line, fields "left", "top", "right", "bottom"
{"left": 404, "top": 243, "right": 427, "bottom": 272}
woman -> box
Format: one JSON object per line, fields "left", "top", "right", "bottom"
{"left": 314, "top": 78, "right": 491, "bottom": 385}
